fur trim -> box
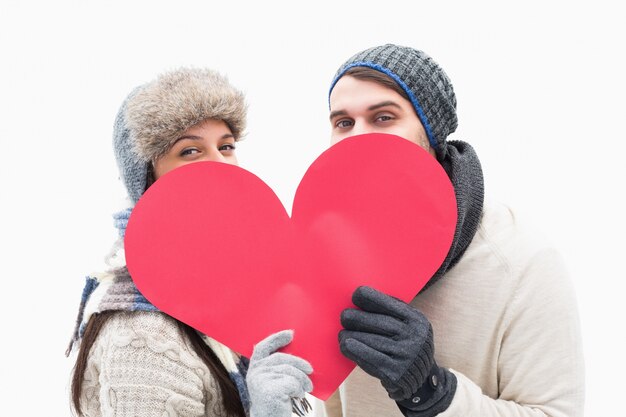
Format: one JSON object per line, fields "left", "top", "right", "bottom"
{"left": 125, "top": 67, "right": 247, "bottom": 162}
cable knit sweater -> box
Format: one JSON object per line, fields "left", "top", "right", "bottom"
{"left": 312, "top": 200, "right": 585, "bottom": 417}
{"left": 80, "top": 311, "right": 235, "bottom": 417}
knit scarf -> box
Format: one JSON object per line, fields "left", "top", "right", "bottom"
{"left": 423, "top": 140, "right": 484, "bottom": 291}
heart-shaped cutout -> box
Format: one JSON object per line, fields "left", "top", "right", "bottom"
{"left": 125, "top": 133, "right": 457, "bottom": 400}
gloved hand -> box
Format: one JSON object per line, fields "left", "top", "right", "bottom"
{"left": 339, "top": 286, "right": 456, "bottom": 415}
{"left": 247, "top": 330, "right": 313, "bottom": 417}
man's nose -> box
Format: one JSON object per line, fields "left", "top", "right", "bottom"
{"left": 350, "top": 121, "right": 370, "bottom": 137}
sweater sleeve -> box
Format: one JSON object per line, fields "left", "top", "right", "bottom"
{"left": 81, "top": 311, "right": 227, "bottom": 417}
{"left": 435, "top": 247, "right": 585, "bottom": 417}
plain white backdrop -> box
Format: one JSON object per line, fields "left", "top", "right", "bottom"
{"left": 1, "top": 1, "right": 623, "bottom": 415}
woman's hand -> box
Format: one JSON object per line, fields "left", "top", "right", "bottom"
{"left": 247, "top": 330, "right": 313, "bottom": 417}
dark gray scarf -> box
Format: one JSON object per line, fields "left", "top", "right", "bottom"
{"left": 422, "top": 140, "right": 484, "bottom": 291}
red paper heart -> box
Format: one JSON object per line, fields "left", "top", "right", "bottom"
{"left": 125, "top": 133, "right": 457, "bottom": 400}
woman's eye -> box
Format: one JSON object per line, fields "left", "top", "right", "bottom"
{"left": 180, "top": 148, "right": 200, "bottom": 156}
{"left": 219, "top": 143, "right": 236, "bottom": 152}
{"left": 335, "top": 119, "right": 353, "bottom": 128}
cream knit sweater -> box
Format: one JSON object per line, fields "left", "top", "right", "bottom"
{"left": 312, "top": 200, "right": 585, "bottom": 417}
{"left": 80, "top": 311, "right": 234, "bottom": 417}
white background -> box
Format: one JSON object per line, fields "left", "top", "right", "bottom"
{"left": 1, "top": 1, "right": 623, "bottom": 415}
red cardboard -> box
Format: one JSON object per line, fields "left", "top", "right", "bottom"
{"left": 125, "top": 133, "right": 457, "bottom": 400}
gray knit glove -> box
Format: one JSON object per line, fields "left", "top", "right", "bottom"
{"left": 247, "top": 330, "right": 313, "bottom": 417}
{"left": 339, "top": 286, "right": 456, "bottom": 416}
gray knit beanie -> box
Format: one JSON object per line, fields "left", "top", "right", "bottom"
{"left": 329, "top": 44, "right": 457, "bottom": 159}
{"left": 113, "top": 67, "right": 247, "bottom": 204}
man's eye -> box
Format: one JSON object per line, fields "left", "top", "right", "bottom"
{"left": 219, "top": 144, "right": 236, "bottom": 151}
{"left": 180, "top": 148, "right": 200, "bottom": 156}
{"left": 336, "top": 119, "right": 353, "bottom": 128}
{"left": 376, "top": 115, "right": 394, "bottom": 122}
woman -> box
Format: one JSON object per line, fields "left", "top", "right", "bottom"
{"left": 67, "top": 68, "right": 312, "bottom": 417}
{"left": 319, "top": 44, "right": 584, "bottom": 417}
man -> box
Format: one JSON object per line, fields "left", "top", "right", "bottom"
{"left": 315, "top": 43, "right": 584, "bottom": 417}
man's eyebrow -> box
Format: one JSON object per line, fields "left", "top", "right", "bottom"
{"left": 329, "top": 109, "right": 348, "bottom": 121}
{"left": 330, "top": 101, "right": 403, "bottom": 121}
{"left": 368, "top": 101, "right": 402, "bottom": 111}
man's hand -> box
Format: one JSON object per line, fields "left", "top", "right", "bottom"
{"left": 339, "top": 286, "right": 456, "bottom": 414}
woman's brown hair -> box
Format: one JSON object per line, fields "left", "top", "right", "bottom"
{"left": 70, "top": 311, "right": 246, "bottom": 417}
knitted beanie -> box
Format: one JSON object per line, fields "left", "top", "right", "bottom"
{"left": 329, "top": 44, "right": 457, "bottom": 159}
{"left": 113, "top": 68, "right": 247, "bottom": 204}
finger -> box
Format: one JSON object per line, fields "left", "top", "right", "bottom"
{"left": 352, "top": 286, "right": 413, "bottom": 319}
{"left": 341, "top": 308, "right": 405, "bottom": 336}
{"left": 251, "top": 330, "right": 294, "bottom": 361}
{"left": 253, "top": 363, "right": 314, "bottom": 394}
{"left": 339, "top": 330, "right": 398, "bottom": 356}
{"left": 275, "top": 374, "right": 313, "bottom": 398}
{"left": 254, "top": 352, "right": 313, "bottom": 374}
{"left": 339, "top": 335, "right": 396, "bottom": 383}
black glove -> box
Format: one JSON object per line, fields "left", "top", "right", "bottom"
{"left": 339, "top": 286, "right": 456, "bottom": 415}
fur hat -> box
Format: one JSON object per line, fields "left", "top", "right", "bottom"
{"left": 329, "top": 44, "right": 457, "bottom": 159}
{"left": 113, "top": 67, "right": 247, "bottom": 204}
